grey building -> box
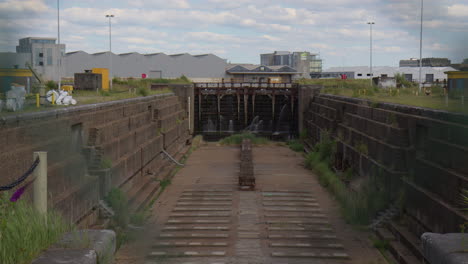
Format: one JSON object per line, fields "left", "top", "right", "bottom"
{"left": 260, "top": 51, "right": 322, "bottom": 78}
{"left": 63, "top": 51, "right": 227, "bottom": 80}
{"left": 15, "top": 37, "right": 65, "bottom": 81}
{"left": 399, "top": 57, "right": 451, "bottom": 67}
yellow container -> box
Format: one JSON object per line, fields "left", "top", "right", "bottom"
{"left": 92, "top": 68, "right": 109, "bottom": 91}
{"left": 61, "top": 85, "right": 73, "bottom": 93}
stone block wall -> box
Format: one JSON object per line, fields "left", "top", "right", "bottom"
{"left": 0, "top": 92, "right": 191, "bottom": 224}
{"left": 302, "top": 92, "right": 468, "bottom": 236}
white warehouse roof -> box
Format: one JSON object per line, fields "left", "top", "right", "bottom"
{"left": 325, "top": 66, "right": 457, "bottom": 82}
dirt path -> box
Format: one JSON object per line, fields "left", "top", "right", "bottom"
{"left": 115, "top": 143, "right": 387, "bottom": 264}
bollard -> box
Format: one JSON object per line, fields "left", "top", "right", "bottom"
{"left": 52, "top": 93, "right": 55, "bottom": 105}
{"left": 33, "top": 152, "right": 47, "bottom": 215}
{"left": 36, "top": 93, "right": 40, "bottom": 108}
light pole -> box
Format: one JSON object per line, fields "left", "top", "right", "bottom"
{"left": 418, "top": 0, "right": 424, "bottom": 94}
{"left": 57, "top": 0, "right": 61, "bottom": 90}
{"left": 106, "top": 14, "right": 114, "bottom": 90}
{"left": 367, "top": 21, "right": 375, "bottom": 87}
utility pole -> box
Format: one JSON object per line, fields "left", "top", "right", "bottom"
{"left": 419, "top": 0, "right": 424, "bottom": 94}
{"left": 367, "top": 21, "right": 375, "bottom": 87}
{"left": 106, "top": 14, "right": 114, "bottom": 90}
{"left": 57, "top": 0, "right": 61, "bottom": 90}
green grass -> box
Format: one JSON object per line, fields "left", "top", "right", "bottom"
{"left": 73, "top": 86, "right": 171, "bottom": 105}
{"left": 287, "top": 139, "right": 304, "bottom": 152}
{"left": 219, "top": 132, "right": 269, "bottom": 145}
{"left": 0, "top": 193, "right": 71, "bottom": 264}
{"left": 297, "top": 79, "right": 468, "bottom": 114}
{"left": 462, "top": 189, "right": 468, "bottom": 211}
{"left": 0, "top": 79, "right": 174, "bottom": 116}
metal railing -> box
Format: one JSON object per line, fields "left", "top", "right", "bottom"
{"left": 194, "top": 83, "right": 296, "bottom": 89}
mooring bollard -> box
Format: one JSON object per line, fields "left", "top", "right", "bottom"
{"left": 33, "top": 152, "right": 47, "bottom": 215}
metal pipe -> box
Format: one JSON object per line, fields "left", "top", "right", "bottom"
{"left": 106, "top": 14, "right": 114, "bottom": 90}
{"left": 367, "top": 21, "right": 375, "bottom": 87}
{"left": 161, "top": 150, "right": 184, "bottom": 166}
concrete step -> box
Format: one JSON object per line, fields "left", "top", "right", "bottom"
{"left": 147, "top": 251, "right": 226, "bottom": 258}
{"left": 162, "top": 226, "right": 230, "bottom": 231}
{"left": 167, "top": 219, "right": 231, "bottom": 225}
{"left": 128, "top": 179, "right": 160, "bottom": 211}
{"left": 270, "top": 242, "right": 344, "bottom": 249}
{"left": 388, "top": 241, "right": 422, "bottom": 264}
{"left": 264, "top": 213, "right": 326, "bottom": 218}
{"left": 268, "top": 234, "right": 337, "bottom": 240}
{"left": 152, "top": 241, "right": 228, "bottom": 247}
{"left": 271, "top": 251, "right": 349, "bottom": 259}
{"left": 158, "top": 233, "right": 229, "bottom": 239}
{"left": 387, "top": 221, "right": 425, "bottom": 262}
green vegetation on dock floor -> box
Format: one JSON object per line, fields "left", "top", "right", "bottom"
{"left": 297, "top": 78, "right": 468, "bottom": 114}
{"left": 219, "top": 133, "right": 270, "bottom": 145}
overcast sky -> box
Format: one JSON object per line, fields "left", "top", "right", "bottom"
{"left": 0, "top": 0, "right": 467, "bottom": 68}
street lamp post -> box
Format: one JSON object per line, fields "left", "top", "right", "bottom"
{"left": 106, "top": 14, "right": 114, "bottom": 90}
{"left": 419, "top": 0, "right": 424, "bottom": 94}
{"left": 57, "top": 0, "right": 61, "bottom": 90}
{"left": 367, "top": 21, "right": 375, "bottom": 87}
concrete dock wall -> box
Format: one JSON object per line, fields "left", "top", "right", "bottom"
{"left": 0, "top": 92, "right": 191, "bottom": 224}
{"left": 302, "top": 92, "right": 468, "bottom": 235}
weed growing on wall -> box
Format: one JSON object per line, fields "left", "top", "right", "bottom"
{"left": 0, "top": 193, "right": 71, "bottom": 264}
{"left": 105, "top": 188, "right": 130, "bottom": 228}
{"left": 303, "top": 132, "right": 391, "bottom": 225}
{"left": 100, "top": 157, "right": 113, "bottom": 169}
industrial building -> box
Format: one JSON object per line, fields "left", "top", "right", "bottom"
{"left": 0, "top": 37, "right": 64, "bottom": 81}
{"left": 225, "top": 64, "right": 298, "bottom": 83}
{"left": 0, "top": 37, "right": 229, "bottom": 83}
{"left": 321, "top": 66, "right": 457, "bottom": 83}
{"left": 260, "top": 51, "right": 322, "bottom": 78}
{"left": 399, "top": 57, "right": 451, "bottom": 67}
{"left": 63, "top": 51, "right": 227, "bottom": 81}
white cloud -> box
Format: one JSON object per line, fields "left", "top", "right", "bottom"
{"left": 448, "top": 4, "right": 468, "bottom": 17}
{"left": 0, "top": 0, "right": 48, "bottom": 13}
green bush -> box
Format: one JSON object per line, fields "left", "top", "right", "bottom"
{"left": 462, "top": 189, "right": 468, "bottom": 211}
{"left": 314, "top": 132, "right": 336, "bottom": 164}
{"left": 179, "top": 75, "right": 190, "bottom": 83}
{"left": 99, "top": 90, "right": 111, "bottom": 97}
{"left": 105, "top": 188, "right": 129, "bottom": 228}
{"left": 137, "top": 86, "right": 150, "bottom": 97}
{"left": 45, "top": 80, "right": 58, "bottom": 90}
{"left": 0, "top": 193, "right": 71, "bottom": 264}
{"left": 287, "top": 139, "right": 304, "bottom": 152}
{"left": 219, "top": 132, "right": 269, "bottom": 145}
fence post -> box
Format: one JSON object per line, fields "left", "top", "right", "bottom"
{"left": 33, "top": 152, "right": 47, "bottom": 215}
